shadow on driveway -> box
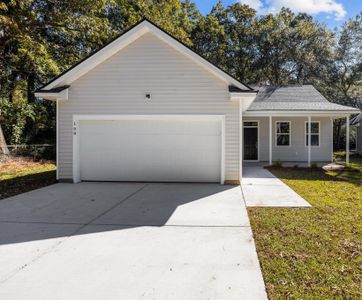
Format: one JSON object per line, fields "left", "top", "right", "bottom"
{"left": 0, "top": 182, "right": 245, "bottom": 245}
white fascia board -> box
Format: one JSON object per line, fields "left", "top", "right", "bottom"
{"left": 229, "top": 92, "right": 257, "bottom": 101}
{"left": 34, "top": 89, "right": 68, "bottom": 101}
{"left": 229, "top": 92, "right": 257, "bottom": 112}
{"left": 243, "top": 110, "right": 359, "bottom": 117}
{"left": 230, "top": 93, "right": 257, "bottom": 111}
{"left": 41, "top": 20, "right": 250, "bottom": 91}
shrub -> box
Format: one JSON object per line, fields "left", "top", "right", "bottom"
{"left": 311, "top": 162, "right": 318, "bottom": 168}
{"left": 273, "top": 160, "right": 283, "bottom": 167}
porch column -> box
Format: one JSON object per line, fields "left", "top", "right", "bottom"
{"left": 239, "top": 100, "right": 243, "bottom": 182}
{"left": 269, "top": 116, "right": 272, "bottom": 165}
{"left": 346, "top": 115, "right": 350, "bottom": 164}
{"left": 308, "top": 116, "right": 311, "bottom": 167}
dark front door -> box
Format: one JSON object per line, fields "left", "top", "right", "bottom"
{"left": 244, "top": 127, "right": 258, "bottom": 160}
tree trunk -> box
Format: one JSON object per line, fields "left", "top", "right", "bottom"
{"left": 0, "top": 124, "right": 10, "bottom": 155}
{"left": 27, "top": 72, "right": 36, "bottom": 103}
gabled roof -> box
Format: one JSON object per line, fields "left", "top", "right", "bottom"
{"left": 36, "top": 18, "right": 253, "bottom": 93}
{"left": 247, "top": 85, "right": 359, "bottom": 112}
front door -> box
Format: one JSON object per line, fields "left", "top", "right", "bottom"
{"left": 243, "top": 122, "right": 258, "bottom": 161}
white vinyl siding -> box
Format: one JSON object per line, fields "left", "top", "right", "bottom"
{"left": 243, "top": 116, "right": 333, "bottom": 162}
{"left": 58, "top": 33, "right": 240, "bottom": 181}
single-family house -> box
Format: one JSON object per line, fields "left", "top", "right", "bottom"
{"left": 35, "top": 19, "right": 359, "bottom": 184}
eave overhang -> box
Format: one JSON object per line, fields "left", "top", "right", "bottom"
{"left": 34, "top": 85, "right": 69, "bottom": 101}
{"left": 243, "top": 110, "right": 360, "bottom": 117}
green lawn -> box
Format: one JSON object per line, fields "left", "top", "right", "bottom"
{"left": 331, "top": 152, "right": 362, "bottom": 182}
{"left": 0, "top": 159, "right": 56, "bottom": 200}
{"left": 248, "top": 155, "right": 362, "bottom": 299}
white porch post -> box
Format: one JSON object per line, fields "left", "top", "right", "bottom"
{"left": 239, "top": 100, "right": 243, "bottom": 182}
{"left": 308, "top": 116, "right": 311, "bottom": 167}
{"left": 269, "top": 116, "right": 272, "bottom": 165}
{"left": 346, "top": 115, "right": 350, "bottom": 165}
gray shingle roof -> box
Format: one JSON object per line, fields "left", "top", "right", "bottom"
{"left": 247, "top": 85, "right": 359, "bottom": 112}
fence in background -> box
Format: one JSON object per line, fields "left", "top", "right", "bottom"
{"left": 0, "top": 144, "right": 55, "bottom": 161}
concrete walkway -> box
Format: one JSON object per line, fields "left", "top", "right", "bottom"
{"left": 0, "top": 183, "right": 267, "bottom": 300}
{"left": 242, "top": 166, "right": 312, "bottom": 207}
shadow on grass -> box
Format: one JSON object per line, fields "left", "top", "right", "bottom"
{"left": 266, "top": 166, "right": 362, "bottom": 186}
{"left": 0, "top": 170, "right": 57, "bottom": 200}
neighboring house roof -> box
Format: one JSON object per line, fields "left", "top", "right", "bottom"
{"left": 36, "top": 18, "right": 253, "bottom": 93}
{"left": 350, "top": 113, "right": 362, "bottom": 126}
{"left": 247, "top": 85, "right": 359, "bottom": 112}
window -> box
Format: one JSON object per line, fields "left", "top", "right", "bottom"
{"left": 244, "top": 121, "right": 258, "bottom": 127}
{"left": 276, "top": 121, "right": 290, "bottom": 146}
{"left": 306, "top": 122, "right": 320, "bottom": 146}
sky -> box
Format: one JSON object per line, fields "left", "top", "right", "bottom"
{"left": 193, "top": 0, "right": 362, "bottom": 28}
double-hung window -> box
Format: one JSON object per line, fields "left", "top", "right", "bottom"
{"left": 276, "top": 121, "right": 291, "bottom": 146}
{"left": 306, "top": 122, "right": 320, "bottom": 146}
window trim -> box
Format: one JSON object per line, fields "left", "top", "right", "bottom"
{"left": 305, "top": 121, "right": 320, "bottom": 148}
{"left": 275, "top": 121, "right": 291, "bottom": 147}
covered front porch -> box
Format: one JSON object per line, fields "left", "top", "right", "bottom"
{"left": 242, "top": 113, "right": 353, "bottom": 167}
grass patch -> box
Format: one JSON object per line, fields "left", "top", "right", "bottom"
{"left": 248, "top": 157, "right": 362, "bottom": 299}
{"left": 330, "top": 152, "right": 362, "bottom": 182}
{"left": 0, "top": 158, "right": 56, "bottom": 200}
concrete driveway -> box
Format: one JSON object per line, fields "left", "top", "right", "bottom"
{"left": 0, "top": 183, "right": 267, "bottom": 300}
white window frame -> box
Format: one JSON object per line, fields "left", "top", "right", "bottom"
{"left": 243, "top": 120, "right": 259, "bottom": 162}
{"left": 275, "top": 121, "right": 291, "bottom": 147}
{"left": 305, "top": 121, "right": 320, "bottom": 147}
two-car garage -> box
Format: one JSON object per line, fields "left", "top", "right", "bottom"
{"left": 73, "top": 115, "right": 224, "bottom": 183}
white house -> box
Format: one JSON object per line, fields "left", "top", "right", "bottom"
{"left": 35, "top": 19, "right": 359, "bottom": 184}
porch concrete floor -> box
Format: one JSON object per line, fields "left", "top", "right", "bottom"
{"left": 241, "top": 166, "right": 312, "bottom": 207}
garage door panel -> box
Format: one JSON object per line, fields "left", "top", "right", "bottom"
{"left": 79, "top": 119, "right": 221, "bottom": 182}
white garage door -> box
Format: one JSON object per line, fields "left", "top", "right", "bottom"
{"left": 78, "top": 118, "right": 222, "bottom": 182}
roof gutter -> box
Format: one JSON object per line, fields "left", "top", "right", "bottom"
{"left": 243, "top": 110, "right": 360, "bottom": 117}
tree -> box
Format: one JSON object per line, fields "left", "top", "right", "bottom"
{"left": 191, "top": 2, "right": 228, "bottom": 70}
{"left": 0, "top": 0, "right": 112, "bottom": 151}
{"left": 108, "top": 0, "right": 193, "bottom": 45}
{"left": 0, "top": 1, "right": 361, "bottom": 153}
{"left": 317, "top": 13, "right": 362, "bottom": 149}
{"left": 253, "top": 8, "right": 334, "bottom": 84}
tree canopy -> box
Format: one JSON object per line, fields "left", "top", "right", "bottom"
{"left": 0, "top": 0, "right": 361, "bottom": 150}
